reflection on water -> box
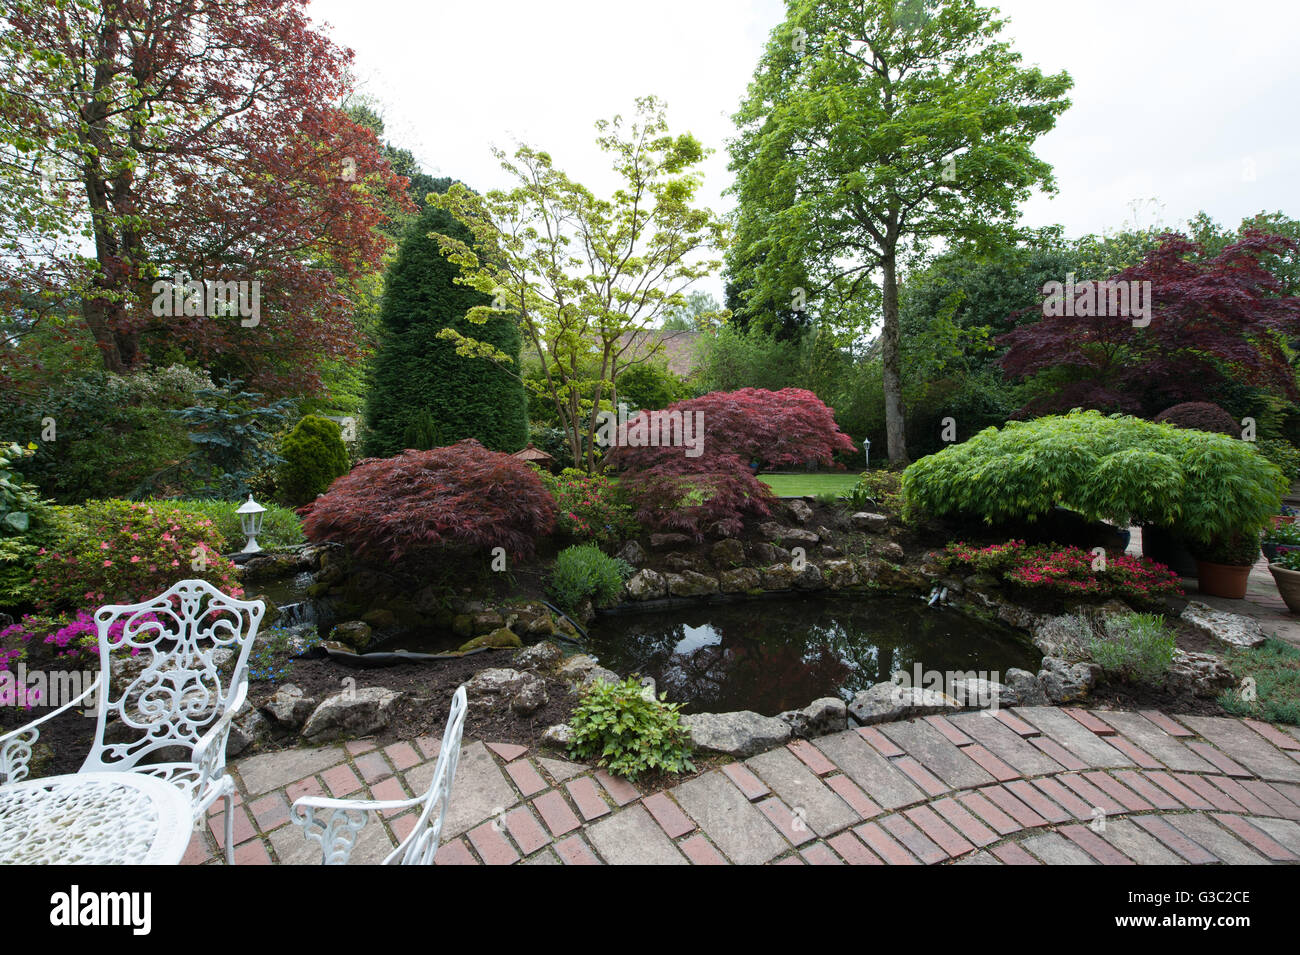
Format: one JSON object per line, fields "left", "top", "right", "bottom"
{"left": 587, "top": 596, "right": 1043, "bottom": 716}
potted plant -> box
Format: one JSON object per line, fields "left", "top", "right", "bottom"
{"left": 1268, "top": 549, "right": 1300, "bottom": 614}
{"left": 1274, "top": 504, "right": 1300, "bottom": 529}
{"left": 1192, "top": 532, "right": 1262, "bottom": 599}
{"left": 1262, "top": 519, "right": 1300, "bottom": 563}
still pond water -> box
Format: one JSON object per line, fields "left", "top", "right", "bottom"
{"left": 586, "top": 596, "right": 1042, "bottom": 717}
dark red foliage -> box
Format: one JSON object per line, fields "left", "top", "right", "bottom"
{"left": 620, "top": 454, "right": 775, "bottom": 541}
{"left": 605, "top": 388, "right": 857, "bottom": 473}
{"left": 1153, "top": 401, "right": 1239, "bottom": 436}
{"left": 998, "top": 231, "right": 1300, "bottom": 417}
{"left": 300, "top": 439, "right": 556, "bottom": 565}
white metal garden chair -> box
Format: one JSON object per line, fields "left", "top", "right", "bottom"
{"left": 0, "top": 579, "right": 264, "bottom": 864}
{"left": 291, "top": 685, "right": 468, "bottom": 865}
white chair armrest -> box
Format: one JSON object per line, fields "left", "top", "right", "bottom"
{"left": 291, "top": 793, "right": 424, "bottom": 865}
{"left": 0, "top": 676, "right": 101, "bottom": 785}
{"left": 192, "top": 680, "right": 248, "bottom": 797}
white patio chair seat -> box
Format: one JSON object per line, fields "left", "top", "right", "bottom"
{"left": 291, "top": 685, "right": 468, "bottom": 865}
{"left": 0, "top": 579, "right": 264, "bottom": 864}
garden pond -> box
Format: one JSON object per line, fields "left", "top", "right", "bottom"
{"left": 585, "top": 595, "right": 1043, "bottom": 716}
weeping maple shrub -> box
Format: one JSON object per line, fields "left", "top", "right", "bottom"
{"left": 300, "top": 439, "right": 555, "bottom": 565}
{"left": 604, "top": 388, "right": 854, "bottom": 539}
{"left": 606, "top": 388, "right": 857, "bottom": 471}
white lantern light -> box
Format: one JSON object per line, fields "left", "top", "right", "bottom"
{"left": 236, "top": 494, "right": 266, "bottom": 553}
{"left": 863, "top": 437, "right": 871, "bottom": 470}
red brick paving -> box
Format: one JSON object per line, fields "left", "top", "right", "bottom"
{"left": 175, "top": 708, "right": 1300, "bottom": 866}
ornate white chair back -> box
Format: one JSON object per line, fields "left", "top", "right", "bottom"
{"left": 80, "top": 579, "right": 264, "bottom": 772}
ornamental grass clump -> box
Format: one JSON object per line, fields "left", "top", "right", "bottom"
{"left": 567, "top": 675, "right": 694, "bottom": 780}
{"left": 1086, "top": 612, "right": 1177, "bottom": 684}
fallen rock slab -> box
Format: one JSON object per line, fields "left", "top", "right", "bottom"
{"left": 848, "top": 683, "right": 961, "bottom": 725}
{"left": 1180, "top": 601, "right": 1267, "bottom": 649}
{"left": 302, "top": 687, "right": 402, "bottom": 741}
{"left": 682, "top": 710, "right": 792, "bottom": 757}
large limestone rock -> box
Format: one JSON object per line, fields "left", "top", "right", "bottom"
{"left": 682, "top": 711, "right": 792, "bottom": 757}
{"left": 793, "top": 564, "right": 827, "bottom": 591}
{"left": 514, "top": 642, "right": 563, "bottom": 671}
{"left": 851, "top": 512, "right": 889, "bottom": 533}
{"left": 331, "top": 620, "right": 373, "bottom": 652}
{"left": 948, "top": 677, "right": 1016, "bottom": 710}
{"left": 465, "top": 667, "right": 551, "bottom": 712}
{"left": 719, "top": 567, "right": 763, "bottom": 593}
{"left": 1032, "top": 615, "right": 1092, "bottom": 659}
{"left": 758, "top": 522, "right": 820, "bottom": 545}
{"left": 1180, "top": 601, "right": 1267, "bottom": 649}
{"left": 785, "top": 499, "right": 813, "bottom": 523}
{"left": 848, "top": 682, "right": 961, "bottom": 725}
{"left": 302, "top": 687, "right": 402, "bottom": 740}
{"left": 262, "top": 683, "right": 316, "bottom": 729}
{"left": 1002, "top": 667, "right": 1049, "bottom": 706}
{"left": 1037, "top": 656, "right": 1101, "bottom": 704}
{"left": 616, "top": 540, "right": 647, "bottom": 566}
{"left": 625, "top": 568, "right": 667, "bottom": 600}
{"left": 650, "top": 533, "right": 691, "bottom": 550}
{"left": 710, "top": 538, "right": 746, "bottom": 567}
{"left": 778, "top": 697, "right": 848, "bottom": 738}
{"left": 1165, "top": 649, "right": 1236, "bottom": 697}
{"left": 510, "top": 678, "right": 550, "bottom": 715}
{"left": 760, "top": 563, "right": 800, "bottom": 590}
{"left": 820, "top": 559, "right": 860, "bottom": 589}
{"left": 666, "top": 570, "right": 720, "bottom": 598}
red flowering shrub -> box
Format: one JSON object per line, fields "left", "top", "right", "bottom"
{"left": 30, "top": 500, "right": 241, "bottom": 611}
{"left": 301, "top": 439, "right": 556, "bottom": 564}
{"left": 934, "top": 540, "right": 1182, "bottom": 604}
{"left": 538, "top": 468, "right": 637, "bottom": 543}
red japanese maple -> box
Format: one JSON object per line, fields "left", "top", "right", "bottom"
{"left": 998, "top": 231, "right": 1300, "bottom": 417}
{"left": 301, "top": 440, "right": 557, "bottom": 566}
{"left": 606, "top": 388, "right": 857, "bottom": 473}
{"left": 0, "top": 0, "right": 412, "bottom": 396}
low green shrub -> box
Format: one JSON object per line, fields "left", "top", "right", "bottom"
{"left": 547, "top": 544, "right": 632, "bottom": 611}
{"left": 567, "top": 675, "right": 695, "bottom": 780}
{"left": 903, "top": 410, "right": 1286, "bottom": 545}
{"left": 1086, "top": 612, "right": 1177, "bottom": 683}
{"left": 1219, "top": 638, "right": 1300, "bottom": 725}
{"left": 845, "top": 469, "right": 903, "bottom": 512}
{"left": 277, "top": 415, "right": 350, "bottom": 506}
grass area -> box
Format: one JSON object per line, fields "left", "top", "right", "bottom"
{"left": 1219, "top": 637, "right": 1300, "bottom": 725}
{"left": 758, "top": 472, "right": 865, "bottom": 498}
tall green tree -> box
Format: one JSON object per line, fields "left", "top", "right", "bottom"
{"left": 729, "top": 0, "right": 1072, "bottom": 464}
{"left": 363, "top": 192, "right": 528, "bottom": 457}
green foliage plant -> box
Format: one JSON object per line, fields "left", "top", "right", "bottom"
{"left": 566, "top": 675, "right": 695, "bottom": 780}
{"left": 547, "top": 543, "right": 633, "bottom": 611}
{"left": 277, "top": 415, "right": 350, "bottom": 505}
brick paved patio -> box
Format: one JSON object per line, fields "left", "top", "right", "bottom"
{"left": 186, "top": 707, "right": 1300, "bottom": 865}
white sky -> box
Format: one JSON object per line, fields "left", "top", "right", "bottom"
{"left": 308, "top": 0, "right": 1300, "bottom": 301}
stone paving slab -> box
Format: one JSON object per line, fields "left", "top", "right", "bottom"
{"left": 189, "top": 708, "right": 1300, "bottom": 866}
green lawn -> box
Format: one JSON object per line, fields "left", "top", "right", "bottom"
{"left": 758, "top": 472, "right": 864, "bottom": 498}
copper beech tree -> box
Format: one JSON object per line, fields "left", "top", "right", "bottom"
{"left": 0, "top": 0, "right": 411, "bottom": 395}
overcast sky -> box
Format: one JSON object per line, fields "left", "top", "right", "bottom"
{"left": 308, "top": 0, "right": 1300, "bottom": 300}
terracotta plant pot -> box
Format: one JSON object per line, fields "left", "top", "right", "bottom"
{"left": 1268, "top": 563, "right": 1300, "bottom": 614}
{"left": 1195, "top": 560, "right": 1251, "bottom": 599}
{"left": 1272, "top": 514, "right": 1300, "bottom": 529}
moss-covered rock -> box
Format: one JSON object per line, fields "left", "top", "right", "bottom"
{"left": 457, "top": 628, "right": 523, "bottom": 652}
{"left": 332, "top": 620, "right": 373, "bottom": 651}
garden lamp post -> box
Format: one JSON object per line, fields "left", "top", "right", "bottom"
{"left": 236, "top": 494, "right": 266, "bottom": 554}
{"left": 863, "top": 437, "right": 871, "bottom": 470}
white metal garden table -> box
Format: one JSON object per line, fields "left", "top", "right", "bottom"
{"left": 0, "top": 772, "right": 193, "bottom": 865}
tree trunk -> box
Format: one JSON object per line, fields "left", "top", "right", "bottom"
{"left": 880, "top": 251, "right": 909, "bottom": 467}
